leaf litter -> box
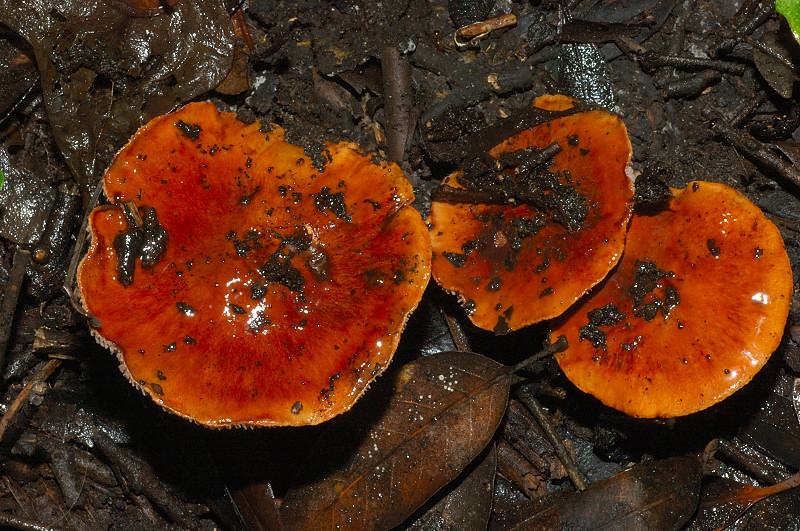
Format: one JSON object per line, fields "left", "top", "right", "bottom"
{"left": 280, "top": 341, "right": 565, "bottom": 530}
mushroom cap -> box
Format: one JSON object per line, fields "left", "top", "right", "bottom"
{"left": 77, "top": 102, "right": 431, "bottom": 427}
{"left": 429, "top": 95, "right": 634, "bottom": 333}
{"left": 552, "top": 181, "right": 793, "bottom": 418}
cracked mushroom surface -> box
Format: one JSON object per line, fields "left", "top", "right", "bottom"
{"left": 551, "top": 181, "right": 793, "bottom": 418}
{"left": 428, "top": 95, "right": 634, "bottom": 334}
{"left": 77, "top": 102, "right": 431, "bottom": 427}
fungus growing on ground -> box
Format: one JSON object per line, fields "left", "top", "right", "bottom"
{"left": 428, "top": 95, "right": 634, "bottom": 334}
{"left": 551, "top": 181, "right": 793, "bottom": 418}
{"left": 77, "top": 102, "right": 431, "bottom": 427}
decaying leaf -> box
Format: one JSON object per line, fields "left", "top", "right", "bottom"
{"left": 0, "top": 35, "right": 37, "bottom": 118}
{"left": 230, "top": 482, "right": 283, "bottom": 531}
{"left": 0, "top": 158, "right": 57, "bottom": 245}
{"left": 102, "top": 0, "right": 181, "bottom": 17}
{"left": 740, "top": 392, "right": 800, "bottom": 469}
{"left": 491, "top": 456, "right": 703, "bottom": 530}
{"left": 729, "top": 482, "right": 800, "bottom": 529}
{"left": 753, "top": 31, "right": 798, "bottom": 99}
{"left": 0, "top": 0, "right": 235, "bottom": 198}
{"left": 280, "top": 350, "right": 512, "bottom": 530}
{"left": 687, "top": 471, "right": 800, "bottom": 530}
{"left": 686, "top": 476, "right": 761, "bottom": 531}
{"left": 406, "top": 444, "right": 496, "bottom": 530}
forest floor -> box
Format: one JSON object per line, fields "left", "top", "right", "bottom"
{"left": 0, "top": 0, "right": 800, "bottom": 529}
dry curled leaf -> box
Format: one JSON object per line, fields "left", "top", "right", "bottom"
{"left": 280, "top": 350, "right": 512, "bottom": 530}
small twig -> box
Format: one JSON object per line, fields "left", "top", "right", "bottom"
{"left": 728, "top": 92, "right": 766, "bottom": 128}
{"left": 511, "top": 335, "right": 568, "bottom": 373}
{"left": 424, "top": 102, "right": 584, "bottom": 163}
{"left": 496, "top": 439, "right": 542, "bottom": 498}
{"left": 702, "top": 438, "right": 800, "bottom": 511}
{"left": 516, "top": 383, "right": 587, "bottom": 491}
{"left": 714, "top": 27, "right": 797, "bottom": 74}
{"left": 639, "top": 51, "right": 746, "bottom": 75}
{"left": 0, "top": 247, "right": 30, "bottom": 369}
{"left": 715, "top": 438, "right": 793, "bottom": 485}
{"left": 714, "top": 122, "right": 800, "bottom": 189}
{"left": 86, "top": 414, "right": 199, "bottom": 528}
{"left": 711, "top": 2, "right": 775, "bottom": 57}
{"left": 662, "top": 70, "right": 722, "bottom": 99}
{"left": 756, "top": 469, "right": 800, "bottom": 497}
{"left": 454, "top": 14, "right": 517, "bottom": 47}
{"left": 512, "top": 141, "right": 563, "bottom": 172}
{"left": 232, "top": 7, "right": 255, "bottom": 51}
{"left": 732, "top": 1, "right": 776, "bottom": 36}
{"left": 431, "top": 185, "right": 512, "bottom": 205}
{"left": 503, "top": 400, "right": 555, "bottom": 475}
{"left": 0, "top": 358, "right": 62, "bottom": 444}
{"left": 431, "top": 141, "right": 563, "bottom": 205}
{"left": 381, "top": 45, "right": 413, "bottom": 172}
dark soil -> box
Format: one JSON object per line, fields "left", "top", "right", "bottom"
{"left": 1, "top": 0, "right": 799, "bottom": 529}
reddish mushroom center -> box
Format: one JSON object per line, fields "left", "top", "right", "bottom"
{"left": 77, "top": 102, "right": 432, "bottom": 426}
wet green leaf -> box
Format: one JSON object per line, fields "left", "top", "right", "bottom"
{"left": 777, "top": 0, "right": 800, "bottom": 41}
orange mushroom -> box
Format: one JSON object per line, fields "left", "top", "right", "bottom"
{"left": 428, "top": 95, "right": 634, "bottom": 333}
{"left": 77, "top": 102, "right": 431, "bottom": 427}
{"left": 551, "top": 181, "right": 793, "bottom": 418}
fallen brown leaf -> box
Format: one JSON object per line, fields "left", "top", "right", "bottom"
{"left": 687, "top": 470, "right": 800, "bottom": 530}
{"left": 491, "top": 455, "right": 703, "bottom": 530}
{"left": 280, "top": 350, "right": 512, "bottom": 530}
{"left": 406, "top": 443, "right": 496, "bottom": 530}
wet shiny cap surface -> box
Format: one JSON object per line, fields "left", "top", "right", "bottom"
{"left": 429, "top": 94, "right": 634, "bottom": 333}
{"left": 552, "top": 181, "right": 793, "bottom": 418}
{"left": 78, "top": 102, "right": 431, "bottom": 427}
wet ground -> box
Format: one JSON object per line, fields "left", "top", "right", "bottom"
{"left": 0, "top": 0, "right": 800, "bottom": 529}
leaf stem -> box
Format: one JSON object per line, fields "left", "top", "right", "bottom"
{"left": 511, "top": 334, "right": 568, "bottom": 373}
{"left": 516, "top": 386, "right": 588, "bottom": 491}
